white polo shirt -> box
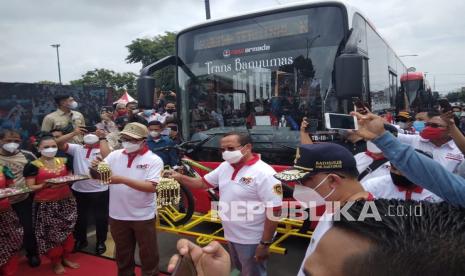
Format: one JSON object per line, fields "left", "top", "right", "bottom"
{"left": 203, "top": 154, "right": 283, "bottom": 244}
{"left": 362, "top": 175, "right": 443, "bottom": 202}
{"left": 355, "top": 152, "right": 390, "bottom": 184}
{"left": 297, "top": 213, "right": 333, "bottom": 276}
{"left": 104, "top": 147, "right": 163, "bottom": 221}
{"left": 397, "top": 133, "right": 464, "bottom": 172}
{"left": 66, "top": 143, "right": 108, "bottom": 193}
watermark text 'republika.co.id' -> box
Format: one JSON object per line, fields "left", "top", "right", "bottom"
{"left": 210, "top": 201, "right": 423, "bottom": 222}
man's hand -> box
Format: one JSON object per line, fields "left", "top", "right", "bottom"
{"left": 300, "top": 117, "right": 309, "bottom": 133}
{"left": 254, "top": 244, "right": 270, "bottom": 262}
{"left": 167, "top": 239, "right": 230, "bottom": 276}
{"left": 351, "top": 112, "right": 386, "bottom": 140}
{"left": 95, "top": 129, "right": 107, "bottom": 139}
{"left": 441, "top": 111, "right": 456, "bottom": 131}
{"left": 165, "top": 170, "right": 183, "bottom": 182}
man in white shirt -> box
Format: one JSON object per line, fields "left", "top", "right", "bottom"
{"left": 170, "top": 132, "right": 282, "bottom": 276}
{"left": 397, "top": 113, "right": 464, "bottom": 172}
{"left": 362, "top": 150, "right": 442, "bottom": 203}
{"left": 56, "top": 127, "right": 111, "bottom": 255}
{"left": 274, "top": 143, "right": 373, "bottom": 276}
{"left": 92, "top": 122, "right": 163, "bottom": 276}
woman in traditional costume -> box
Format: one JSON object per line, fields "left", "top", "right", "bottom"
{"left": 0, "top": 165, "right": 23, "bottom": 276}
{"left": 24, "top": 134, "right": 79, "bottom": 274}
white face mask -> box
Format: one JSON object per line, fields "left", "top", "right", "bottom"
{"left": 122, "top": 141, "right": 142, "bottom": 153}
{"left": 83, "top": 134, "right": 99, "bottom": 145}
{"left": 150, "top": 131, "right": 160, "bottom": 138}
{"left": 68, "top": 101, "right": 78, "bottom": 109}
{"left": 293, "top": 175, "right": 335, "bottom": 208}
{"left": 366, "top": 141, "right": 382, "bottom": 154}
{"left": 2, "top": 142, "right": 20, "bottom": 153}
{"left": 222, "top": 148, "right": 244, "bottom": 164}
{"left": 397, "top": 122, "right": 408, "bottom": 129}
{"left": 41, "top": 147, "right": 58, "bottom": 158}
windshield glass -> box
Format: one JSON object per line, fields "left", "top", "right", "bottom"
{"left": 177, "top": 6, "right": 345, "bottom": 162}
{"left": 403, "top": 79, "right": 422, "bottom": 103}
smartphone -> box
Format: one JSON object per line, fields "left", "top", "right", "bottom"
{"left": 439, "top": 99, "right": 452, "bottom": 113}
{"left": 171, "top": 255, "right": 197, "bottom": 276}
{"left": 83, "top": 126, "right": 97, "bottom": 133}
{"left": 325, "top": 113, "right": 358, "bottom": 130}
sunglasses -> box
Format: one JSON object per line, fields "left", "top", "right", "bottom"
{"left": 168, "top": 126, "right": 178, "bottom": 132}
{"left": 425, "top": 122, "right": 446, "bottom": 128}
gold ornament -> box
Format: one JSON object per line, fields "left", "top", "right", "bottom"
{"left": 157, "top": 175, "right": 180, "bottom": 208}
{"left": 96, "top": 162, "right": 112, "bottom": 185}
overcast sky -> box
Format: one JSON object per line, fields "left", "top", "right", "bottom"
{"left": 1, "top": 0, "right": 464, "bottom": 93}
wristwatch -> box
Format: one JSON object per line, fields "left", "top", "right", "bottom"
{"left": 99, "top": 137, "right": 107, "bottom": 141}
{"left": 259, "top": 240, "right": 272, "bottom": 247}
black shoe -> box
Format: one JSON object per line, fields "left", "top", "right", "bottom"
{"left": 74, "top": 240, "right": 89, "bottom": 252}
{"left": 96, "top": 242, "right": 107, "bottom": 255}
{"left": 27, "top": 255, "right": 41, "bottom": 267}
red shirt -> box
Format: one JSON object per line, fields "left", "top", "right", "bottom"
{"left": 24, "top": 158, "right": 72, "bottom": 202}
{"left": 0, "top": 167, "right": 14, "bottom": 210}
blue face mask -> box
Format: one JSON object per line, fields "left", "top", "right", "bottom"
{"left": 413, "top": 121, "right": 425, "bottom": 132}
{"left": 143, "top": 110, "right": 153, "bottom": 117}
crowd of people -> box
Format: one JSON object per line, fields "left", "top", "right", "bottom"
{"left": 2, "top": 91, "right": 465, "bottom": 276}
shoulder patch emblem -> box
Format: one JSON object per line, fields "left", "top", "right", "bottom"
{"left": 273, "top": 184, "right": 283, "bottom": 196}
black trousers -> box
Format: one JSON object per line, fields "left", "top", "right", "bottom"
{"left": 11, "top": 195, "right": 39, "bottom": 257}
{"left": 72, "top": 190, "right": 109, "bottom": 244}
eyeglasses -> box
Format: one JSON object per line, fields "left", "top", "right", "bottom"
{"left": 425, "top": 122, "right": 447, "bottom": 128}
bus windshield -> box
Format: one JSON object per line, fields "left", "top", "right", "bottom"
{"left": 177, "top": 6, "right": 345, "bottom": 158}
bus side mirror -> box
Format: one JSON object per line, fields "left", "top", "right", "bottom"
{"left": 137, "top": 76, "right": 156, "bottom": 109}
{"left": 335, "top": 54, "right": 364, "bottom": 98}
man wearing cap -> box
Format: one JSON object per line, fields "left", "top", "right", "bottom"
{"left": 397, "top": 111, "right": 464, "bottom": 173}
{"left": 395, "top": 111, "right": 416, "bottom": 134}
{"left": 354, "top": 124, "right": 398, "bottom": 184}
{"left": 41, "top": 95, "right": 85, "bottom": 143}
{"left": 92, "top": 122, "right": 163, "bottom": 276}
{"left": 274, "top": 143, "right": 373, "bottom": 276}
{"left": 169, "top": 132, "right": 282, "bottom": 276}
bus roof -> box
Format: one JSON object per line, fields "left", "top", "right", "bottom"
{"left": 177, "top": 0, "right": 358, "bottom": 35}
{"left": 401, "top": 72, "right": 424, "bottom": 82}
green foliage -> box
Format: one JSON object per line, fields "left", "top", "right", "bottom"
{"left": 70, "top": 68, "right": 137, "bottom": 97}
{"left": 445, "top": 90, "right": 465, "bottom": 103}
{"left": 36, "top": 80, "right": 57, "bottom": 84}
{"left": 126, "top": 31, "right": 176, "bottom": 90}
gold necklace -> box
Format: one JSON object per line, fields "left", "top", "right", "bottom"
{"left": 40, "top": 158, "right": 62, "bottom": 174}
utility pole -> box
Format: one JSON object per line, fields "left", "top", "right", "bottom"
{"left": 205, "top": 0, "right": 211, "bottom": 19}
{"left": 51, "top": 44, "right": 62, "bottom": 84}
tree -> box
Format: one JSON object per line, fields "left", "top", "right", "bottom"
{"left": 70, "top": 68, "right": 137, "bottom": 97}
{"left": 126, "top": 32, "right": 176, "bottom": 90}
{"left": 36, "top": 80, "right": 58, "bottom": 84}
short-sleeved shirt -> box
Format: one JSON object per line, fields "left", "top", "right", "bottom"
{"left": 203, "top": 154, "right": 283, "bottom": 244}
{"left": 104, "top": 147, "right": 163, "bottom": 221}
{"left": 362, "top": 175, "right": 443, "bottom": 202}
{"left": 65, "top": 143, "right": 108, "bottom": 193}
{"left": 147, "top": 136, "right": 177, "bottom": 167}
{"left": 397, "top": 133, "right": 464, "bottom": 172}
{"left": 41, "top": 109, "right": 85, "bottom": 143}
{"left": 0, "top": 150, "right": 36, "bottom": 204}
{"left": 355, "top": 152, "right": 390, "bottom": 184}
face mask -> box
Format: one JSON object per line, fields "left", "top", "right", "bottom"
{"left": 413, "top": 121, "right": 425, "bottom": 132}
{"left": 455, "top": 112, "right": 462, "bottom": 117}
{"left": 83, "top": 134, "right": 99, "bottom": 145}
{"left": 150, "top": 131, "right": 160, "bottom": 138}
{"left": 68, "top": 101, "right": 78, "bottom": 109}
{"left": 122, "top": 141, "right": 142, "bottom": 153}
{"left": 198, "top": 106, "right": 205, "bottom": 111}
{"left": 222, "top": 148, "right": 244, "bottom": 164}
{"left": 293, "top": 175, "right": 334, "bottom": 208}
{"left": 117, "top": 110, "right": 128, "bottom": 116}
{"left": 2, "top": 142, "right": 19, "bottom": 153}
{"left": 143, "top": 110, "right": 153, "bottom": 117}
{"left": 390, "top": 172, "right": 416, "bottom": 188}
{"left": 166, "top": 109, "right": 176, "bottom": 114}
{"left": 41, "top": 147, "right": 58, "bottom": 158}
{"left": 420, "top": 126, "right": 446, "bottom": 140}
{"left": 397, "top": 122, "right": 408, "bottom": 129}
{"left": 366, "top": 141, "right": 382, "bottom": 154}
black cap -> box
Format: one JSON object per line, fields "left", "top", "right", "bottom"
{"left": 274, "top": 143, "right": 358, "bottom": 182}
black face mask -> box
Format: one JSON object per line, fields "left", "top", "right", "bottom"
{"left": 390, "top": 172, "right": 416, "bottom": 188}
{"left": 166, "top": 109, "right": 176, "bottom": 114}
